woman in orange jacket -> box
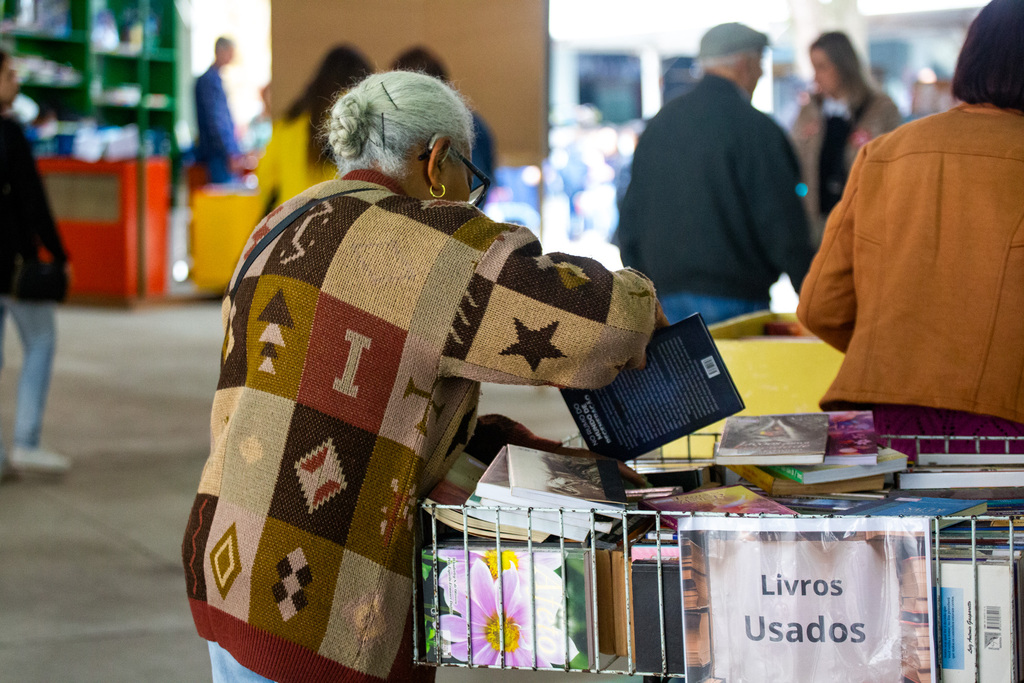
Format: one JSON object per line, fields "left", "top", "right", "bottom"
{"left": 797, "top": 0, "right": 1024, "bottom": 457}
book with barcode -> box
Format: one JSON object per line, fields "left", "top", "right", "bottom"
{"left": 937, "top": 559, "right": 1016, "bottom": 682}
{"left": 561, "top": 313, "right": 744, "bottom": 461}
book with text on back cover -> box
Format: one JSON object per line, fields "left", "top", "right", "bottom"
{"left": 561, "top": 313, "right": 744, "bottom": 462}
{"left": 716, "top": 413, "right": 829, "bottom": 465}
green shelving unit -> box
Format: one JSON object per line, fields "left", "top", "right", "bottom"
{"left": 0, "top": 0, "right": 183, "bottom": 166}
{"left": 1, "top": 0, "right": 186, "bottom": 299}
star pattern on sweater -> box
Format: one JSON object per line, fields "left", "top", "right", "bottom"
{"left": 500, "top": 318, "right": 566, "bottom": 372}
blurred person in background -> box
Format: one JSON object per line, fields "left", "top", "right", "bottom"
{"left": 798, "top": 0, "right": 1024, "bottom": 456}
{"left": 195, "top": 36, "right": 241, "bottom": 184}
{"left": 617, "top": 22, "right": 814, "bottom": 325}
{"left": 254, "top": 45, "right": 372, "bottom": 212}
{"left": 390, "top": 46, "right": 496, "bottom": 184}
{"left": 791, "top": 32, "right": 902, "bottom": 246}
{"left": 183, "top": 69, "right": 665, "bottom": 683}
{"left": 0, "top": 49, "right": 71, "bottom": 477}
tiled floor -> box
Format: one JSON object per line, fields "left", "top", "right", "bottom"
{"left": 0, "top": 303, "right": 643, "bottom": 682}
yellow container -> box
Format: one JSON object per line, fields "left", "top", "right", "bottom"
{"left": 190, "top": 188, "right": 264, "bottom": 293}
{"left": 662, "top": 311, "right": 844, "bottom": 459}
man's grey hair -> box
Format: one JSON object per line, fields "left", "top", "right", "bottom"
{"left": 698, "top": 49, "right": 761, "bottom": 71}
{"left": 325, "top": 70, "right": 474, "bottom": 179}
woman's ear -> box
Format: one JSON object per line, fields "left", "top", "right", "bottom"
{"left": 425, "top": 136, "right": 452, "bottom": 190}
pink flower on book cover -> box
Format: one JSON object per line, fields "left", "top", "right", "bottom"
{"left": 439, "top": 560, "right": 535, "bottom": 667}
{"left": 436, "top": 550, "right": 579, "bottom": 667}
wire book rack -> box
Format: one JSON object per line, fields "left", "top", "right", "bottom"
{"left": 412, "top": 433, "right": 1024, "bottom": 680}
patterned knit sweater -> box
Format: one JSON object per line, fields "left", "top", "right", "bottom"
{"left": 182, "top": 170, "right": 657, "bottom": 682}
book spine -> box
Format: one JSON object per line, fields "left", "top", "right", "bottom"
{"left": 725, "top": 464, "right": 777, "bottom": 493}
{"left": 761, "top": 465, "right": 805, "bottom": 483}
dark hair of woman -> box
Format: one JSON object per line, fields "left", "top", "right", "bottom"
{"left": 0, "top": 49, "right": 8, "bottom": 70}
{"left": 390, "top": 46, "right": 449, "bottom": 82}
{"left": 286, "top": 45, "right": 372, "bottom": 165}
{"left": 952, "top": 0, "right": 1024, "bottom": 112}
{"left": 810, "top": 32, "right": 873, "bottom": 108}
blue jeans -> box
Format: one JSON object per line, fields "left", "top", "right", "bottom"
{"left": 209, "top": 641, "right": 275, "bottom": 682}
{"left": 0, "top": 297, "right": 57, "bottom": 467}
{"left": 659, "top": 290, "right": 769, "bottom": 326}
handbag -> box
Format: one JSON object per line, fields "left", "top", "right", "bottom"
{"left": 11, "top": 255, "right": 68, "bottom": 302}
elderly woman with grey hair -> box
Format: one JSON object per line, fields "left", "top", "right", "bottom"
{"left": 182, "top": 70, "right": 666, "bottom": 683}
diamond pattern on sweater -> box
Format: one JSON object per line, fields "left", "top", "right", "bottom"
{"left": 210, "top": 523, "right": 241, "bottom": 600}
{"left": 273, "top": 547, "right": 313, "bottom": 621}
{"left": 295, "top": 437, "right": 347, "bottom": 513}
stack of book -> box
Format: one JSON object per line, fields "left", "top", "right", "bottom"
{"left": 468, "top": 445, "right": 629, "bottom": 542}
{"left": 719, "top": 411, "right": 910, "bottom": 496}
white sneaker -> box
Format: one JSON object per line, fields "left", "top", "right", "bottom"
{"left": 10, "top": 446, "right": 71, "bottom": 474}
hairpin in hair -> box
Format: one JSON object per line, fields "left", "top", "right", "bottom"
{"left": 381, "top": 83, "right": 398, "bottom": 109}
{"left": 381, "top": 112, "right": 386, "bottom": 147}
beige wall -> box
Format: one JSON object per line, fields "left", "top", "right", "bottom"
{"left": 271, "top": 0, "right": 549, "bottom": 166}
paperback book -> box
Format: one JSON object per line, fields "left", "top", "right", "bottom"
{"left": 844, "top": 496, "right": 988, "bottom": 529}
{"left": 421, "top": 544, "right": 594, "bottom": 670}
{"left": 937, "top": 559, "right": 1018, "bottom": 682}
{"left": 716, "top": 413, "right": 829, "bottom": 465}
{"left": 763, "top": 447, "right": 907, "bottom": 485}
{"left": 424, "top": 450, "right": 549, "bottom": 542}
{"left": 468, "top": 447, "right": 617, "bottom": 540}
{"left": 505, "top": 445, "right": 627, "bottom": 509}
{"left": 561, "top": 313, "right": 744, "bottom": 461}
{"left": 727, "top": 463, "right": 886, "bottom": 496}
{"left": 639, "top": 485, "right": 796, "bottom": 529}
{"left": 897, "top": 467, "right": 1024, "bottom": 490}
{"left": 824, "top": 410, "right": 880, "bottom": 465}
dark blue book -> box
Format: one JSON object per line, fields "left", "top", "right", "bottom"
{"left": 561, "top": 313, "right": 744, "bottom": 461}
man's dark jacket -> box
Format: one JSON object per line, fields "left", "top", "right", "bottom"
{"left": 617, "top": 75, "right": 814, "bottom": 301}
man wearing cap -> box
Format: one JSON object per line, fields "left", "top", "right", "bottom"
{"left": 617, "top": 22, "right": 814, "bottom": 324}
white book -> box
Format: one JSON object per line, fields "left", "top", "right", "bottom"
{"left": 897, "top": 468, "right": 1024, "bottom": 489}
{"left": 465, "top": 495, "right": 614, "bottom": 540}
{"left": 505, "top": 444, "right": 627, "bottom": 510}
{"left": 938, "top": 560, "right": 1016, "bottom": 682}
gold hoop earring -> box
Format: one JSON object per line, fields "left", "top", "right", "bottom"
{"left": 429, "top": 184, "right": 446, "bottom": 198}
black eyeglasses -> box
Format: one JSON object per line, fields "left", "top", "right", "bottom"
{"left": 418, "top": 134, "right": 491, "bottom": 207}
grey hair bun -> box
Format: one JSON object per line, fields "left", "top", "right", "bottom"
{"left": 327, "top": 90, "right": 373, "bottom": 160}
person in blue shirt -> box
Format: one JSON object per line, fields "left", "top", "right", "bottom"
{"left": 194, "top": 37, "right": 240, "bottom": 184}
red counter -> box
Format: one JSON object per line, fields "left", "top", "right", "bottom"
{"left": 38, "top": 157, "right": 169, "bottom": 300}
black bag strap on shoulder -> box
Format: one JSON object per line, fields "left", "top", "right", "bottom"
{"left": 229, "top": 188, "right": 370, "bottom": 298}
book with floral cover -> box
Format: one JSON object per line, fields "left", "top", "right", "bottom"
{"left": 421, "top": 544, "right": 594, "bottom": 670}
